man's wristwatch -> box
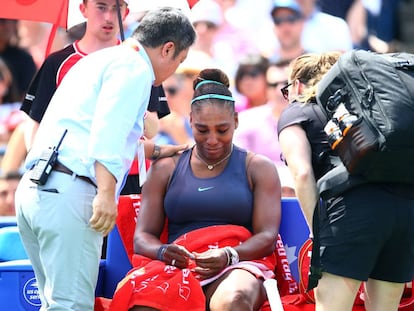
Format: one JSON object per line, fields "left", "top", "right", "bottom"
{"left": 151, "top": 144, "right": 161, "bottom": 160}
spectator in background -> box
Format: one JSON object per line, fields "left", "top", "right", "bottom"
{"left": 0, "top": 171, "right": 21, "bottom": 216}
{"left": 156, "top": 73, "right": 193, "bottom": 146}
{"left": 234, "top": 59, "right": 295, "bottom": 197}
{"left": 318, "top": 0, "right": 367, "bottom": 49}
{"left": 153, "top": 50, "right": 214, "bottom": 147}
{"left": 152, "top": 27, "right": 225, "bottom": 148}
{"left": 0, "top": 19, "right": 36, "bottom": 100}
{"left": 190, "top": 0, "right": 224, "bottom": 70}
{"left": 362, "top": 0, "right": 412, "bottom": 53}
{"left": 17, "top": 21, "right": 69, "bottom": 68}
{"left": 214, "top": 0, "right": 273, "bottom": 51}
{"left": 295, "top": 0, "right": 353, "bottom": 53}
{"left": 191, "top": 0, "right": 258, "bottom": 80}
{"left": 317, "top": 0, "right": 413, "bottom": 53}
{"left": 215, "top": 0, "right": 272, "bottom": 28}
{"left": 190, "top": 1, "right": 223, "bottom": 52}
{"left": 0, "top": 57, "right": 24, "bottom": 149}
{"left": 392, "top": 0, "right": 414, "bottom": 52}
{"left": 364, "top": 0, "right": 400, "bottom": 49}
{"left": 317, "top": 0, "right": 356, "bottom": 19}
{"left": 234, "top": 53, "right": 269, "bottom": 112}
{"left": 266, "top": 0, "right": 306, "bottom": 62}
{"left": 0, "top": 57, "right": 19, "bottom": 105}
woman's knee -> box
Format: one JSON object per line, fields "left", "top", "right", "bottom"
{"left": 209, "top": 287, "right": 254, "bottom": 311}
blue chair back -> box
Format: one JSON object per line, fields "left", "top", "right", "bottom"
{"left": 102, "top": 225, "right": 132, "bottom": 298}
{"left": 279, "top": 197, "right": 310, "bottom": 282}
{"left": 0, "top": 218, "right": 38, "bottom": 310}
{"left": 0, "top": 226, "right": 28, "bottom": 262}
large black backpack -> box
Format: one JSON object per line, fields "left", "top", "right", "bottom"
{"left": 316, "top": 49, "right": 414, "bottom": 183}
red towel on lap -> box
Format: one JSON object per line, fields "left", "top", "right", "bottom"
{"left": 108, "top": 225, "right": 276, "bottom": 311}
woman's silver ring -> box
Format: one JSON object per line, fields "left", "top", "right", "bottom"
{"left": 171, "top": 259, "right": 176, "bottom": 266}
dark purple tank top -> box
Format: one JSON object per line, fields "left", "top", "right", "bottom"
{"left": 164, "top": 145, "right": 253, "bottom": 242}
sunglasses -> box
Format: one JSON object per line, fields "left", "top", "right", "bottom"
{"left": 281, "top": 82, "right": 292, "bottom": 100}
{"left": 267, "top": 80, "right": 288, "bottom": 88}
{"left": 272, "top": 15, "right": 302, "bottom": 26}
{"left": 240, "top": 69, "right": 263, "bottom": 79}
{"left": 165, "top": 86, "right": 179, "bottom": 96}
{"left": 193, "top": 21, "right": 217, "bottom": 30}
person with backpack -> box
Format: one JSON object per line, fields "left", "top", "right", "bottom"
{"left": 277, "top": 51, "right": 414, "bottom": 311}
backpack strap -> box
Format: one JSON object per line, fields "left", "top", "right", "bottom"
{"left": 307, "top": 200, "right": 322, "bottom": 291}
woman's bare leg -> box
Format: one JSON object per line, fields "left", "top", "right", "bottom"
{"left": 364, "top": 278, "right": 405, "bottom": 311}
{"left": 315, "top": 272, "right": 361, "bottom": 311}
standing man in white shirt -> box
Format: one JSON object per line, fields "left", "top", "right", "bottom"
{"left": 15, "top": 7, "right": 196, "bottom": 311}
{"left": 296, "top": 0, "right": 353, "bottom": 52}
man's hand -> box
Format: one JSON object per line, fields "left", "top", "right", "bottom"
{"left": 89, "top": 192, "right": 117, "bottom": 236}
{"left": 143, "top": 140, "right": 189, "bottom": 160}
{"left": 91, "top": 161, "right": 117, "bottom": 236}
{"left": 159, "top": 143, "right": 189, "bottom": 159}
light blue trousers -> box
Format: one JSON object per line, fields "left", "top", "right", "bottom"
{"left": 15, "top": 171, "right": 101, "bottom": 311}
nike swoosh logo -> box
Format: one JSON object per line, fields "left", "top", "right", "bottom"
{"left": 198, "top": 186, "right": 215, "bottom": 192}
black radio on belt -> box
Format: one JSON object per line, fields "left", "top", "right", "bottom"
{"left": 30, "top": 129, "right": 68, "bottom": 185}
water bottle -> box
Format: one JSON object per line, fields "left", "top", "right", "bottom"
{"left": 324, "top": 119, "right": 343, "bottom": 149}
{"left": 333, "top": 104, "right": 358, "bottom": 136}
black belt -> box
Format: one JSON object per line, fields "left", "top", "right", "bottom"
{"left": 53, "top": 163, "right": 96, "bottom": 187}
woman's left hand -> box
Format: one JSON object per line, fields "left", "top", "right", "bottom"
{"left": 162, "top": 244, "right": 194, "bottom": 268}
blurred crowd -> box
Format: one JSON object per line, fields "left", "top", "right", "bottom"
{"left": 0, "top": 0, "right": 413, "bottom": 216}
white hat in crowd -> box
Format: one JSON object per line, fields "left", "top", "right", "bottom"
{"left": 190, "top": 0, "right": 223, "bottom": 26}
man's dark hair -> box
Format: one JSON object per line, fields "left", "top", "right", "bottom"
{"left": 132, "top": 7, "right": 196, "bottom": 58}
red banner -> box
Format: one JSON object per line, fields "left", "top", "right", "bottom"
{"left": 0, "top": 0, "right": 68, "bottom": 28}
